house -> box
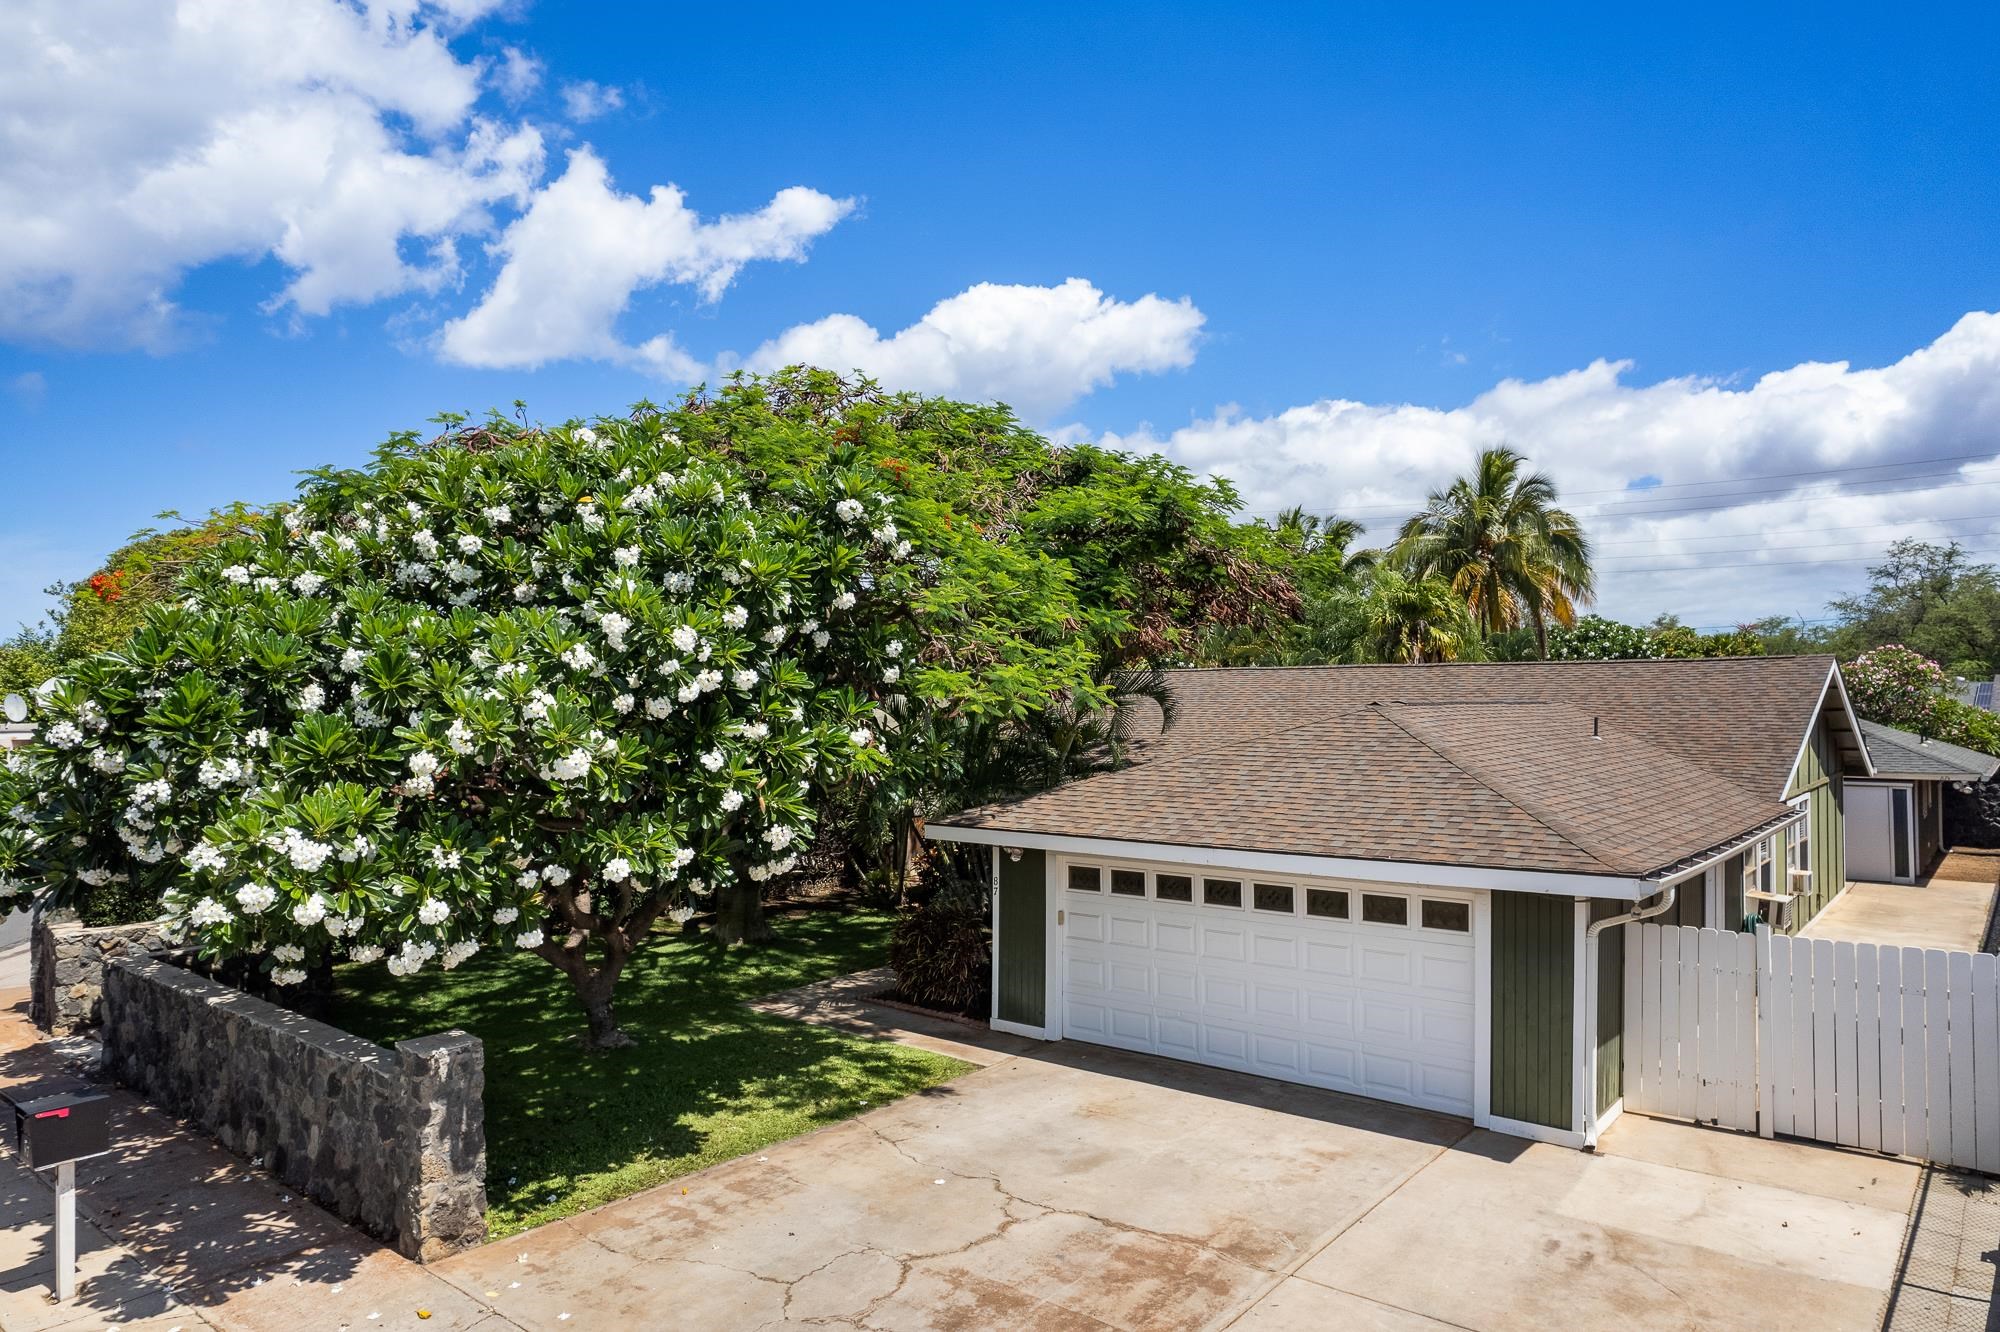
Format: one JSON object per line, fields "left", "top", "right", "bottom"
{"left": 924, "top": 656, "right": 1871, "bottom": 1150}
{"left": 1845, "top": 718, "right": 2000, "bottom": 883}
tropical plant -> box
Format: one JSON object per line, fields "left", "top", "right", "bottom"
{"left": 1349, "top": 567, "right": 1484, "bottom": 664}
{"left": 0, "top": 376, "right": 1106, "bottom": 1047}
{"left": 888, "top": 876, "right": 990, "bottom": 1014}
{"left": 1844, "top": 644, "right": 2000, "bottom": 757}
{"left": 1393, "top": 446, "right": 1594, "bottom": 655}
{"left": 1546, "top": 615, "right": 1664, "bottom": 660}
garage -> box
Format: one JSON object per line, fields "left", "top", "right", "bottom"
{"left": 1054, "top": 855, "right": 1477, "bottom": 1116}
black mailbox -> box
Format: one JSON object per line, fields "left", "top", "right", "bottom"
{"left": 4, "top": 1085, "right": 111, "bottom": 1170}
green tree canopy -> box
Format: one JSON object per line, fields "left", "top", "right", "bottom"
{"left": 1827, "top": 540, "right": 2000, "bottom": 675}
{"left": 0, "top": 376, "right": 1113, "bottom": 1046}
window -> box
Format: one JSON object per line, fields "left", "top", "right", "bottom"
{"left": 1109, "top": 868, "right": 1146, "bottom": 897}
{"left": 1362, "top": 893, "right": 1409, "bottom": 926}
{"left": 1788, "top": 812, "right": 1811, "bottom": 876}
{"left": 1756, "top": 839, "right": 1774, "bottom": 895}
{"left": 1421, "top": 899, "right": 1470, "bottom": 932}
{"left": 1305, "top": 888, "right": 1349, "bottom": 919}
{"left": 1155, "top": 873, "right": 1194, "bottom": 902}
{"left": 1202, "top": 878, "right": 1244, "bottom": 908}
{"left": 1067, "top": 864, "right": 1102, "bottom": 893}
{"left": 1252, "top": 882, "right": 1295, "bottom": 914}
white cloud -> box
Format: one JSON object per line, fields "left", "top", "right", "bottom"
{"left": 0, "top": 0, "right": 544, "bottom": 348}
{"left": 491, "top": 45, "right": 543, "bottom": 102}
{"left": 560, "top": 80, "right": 624, "bottom": 122}
{"left": 741, "top": 278, "right": 1205, "bottom": 418}
{"left": 437, "top": 150, "right": 854, "bottom": 372}
{"left": 1102, "top": 312, "right": 2000, "bottom": 626}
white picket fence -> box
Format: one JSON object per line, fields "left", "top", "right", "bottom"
{"left": 1624, "top": 922, "right": 2000, "bottom": 1172}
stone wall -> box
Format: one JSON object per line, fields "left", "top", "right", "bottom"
{"left": 31, "top": 917, "right": 174, "bottom": 1035}
{"left": 101, "top": 956, "right": 486, "bottom": 1260}
{"left": 1946, "top": 780, "right": 2000, "bottom": 850}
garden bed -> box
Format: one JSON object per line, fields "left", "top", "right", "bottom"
{"left": 864, "top": 986, "right": 990, "bottom": 1029}
{"left": 330, "top": 908, "right": 973, "bottom": 1239}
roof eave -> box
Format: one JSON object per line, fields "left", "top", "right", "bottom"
{"left": 922, "top": 823, "right": 1656, "bottom": 899}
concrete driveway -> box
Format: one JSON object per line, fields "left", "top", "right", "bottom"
{"left": 418, "top": 1020, "right": 1919, "bottom": 1331}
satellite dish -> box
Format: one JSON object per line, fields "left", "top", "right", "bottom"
{"left": 1, "top": 694, "right": 24, "bottom": 724}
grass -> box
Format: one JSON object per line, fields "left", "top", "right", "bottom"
{"left": 330, "top": 906, "right": 973, "bottom": 1238}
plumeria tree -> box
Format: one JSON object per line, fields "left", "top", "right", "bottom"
{"left": 0, "top": 376, "right": 1096, "bottom": 1047}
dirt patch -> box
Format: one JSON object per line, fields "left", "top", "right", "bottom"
{"left": 1937, "top": 848, "right": 2000, "bottom": 886}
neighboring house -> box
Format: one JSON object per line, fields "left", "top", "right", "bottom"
{"left": 0, "top": 723, "right": 32, "bottom": 751}
{"left": 1847, "top": 718, "right": 2000, "bottom": 882}
{"left": 925, "top": 656, "right": 1870, "bottom": 1150}
{"left": 1953, "top": 674, "right": 1997, "bottom": 712}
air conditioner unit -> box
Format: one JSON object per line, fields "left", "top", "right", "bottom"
{"left": 1747, "top": 888, "right": 1797, "bottom": 932}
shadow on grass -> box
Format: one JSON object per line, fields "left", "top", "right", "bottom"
{"left": 330, "top": 909, "right": 971, "bottom": 1236}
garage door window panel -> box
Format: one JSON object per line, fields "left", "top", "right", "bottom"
{"left": 1253, "top": 883, "right": 1296, "bottom": 914}
{"left": 1362, "top": 893, "right": 1409, "bottom": 926}
{"left": 1155, "top": 874, "right": 1194, "bottom": 902}
{"left": 1420, "top": 900, "right": 1470, "bottom": 933}
{"left": 1306, "top": 888, "right": 1350, "bottom": 920}
{"left": 1110, "top": 869, "right": 1147, "bottom": 897}
{"left": 1068, "top": 864, "right": 1103, "bottom": 893}
{"left": 1203, "top": 878, "right": 1244, "bottom": 908}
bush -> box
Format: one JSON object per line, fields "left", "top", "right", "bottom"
{"left": 889, "top": 889, "right": 990, "bottom": 1015}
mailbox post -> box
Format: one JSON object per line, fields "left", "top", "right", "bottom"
{"left": 3, "top": 1084, "right": 112, "bottom": 1302}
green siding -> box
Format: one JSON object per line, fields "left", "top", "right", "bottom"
{"left": 995, "top": 848, "right": 1046, "bottom": 1027}
{"left": 1786, "top": 719, "right": 1846, "bottom": 932}
{"left": 1590, "top": 900, "right": 1624, "bottom": 1115}
{"left": 1491, "top": 891, "right": 1574, "bottom": 1131}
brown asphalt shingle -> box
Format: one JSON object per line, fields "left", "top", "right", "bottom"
{"left": 935, "top": 657, "right": 1842, "bottom": 880}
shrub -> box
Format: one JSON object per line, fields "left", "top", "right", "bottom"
{"left": 889, "top": 888, "right": 990, "bottom": 1015}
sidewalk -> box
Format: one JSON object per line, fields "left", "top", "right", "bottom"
{"left": 0, "top": 987, "right": 498, "bottom": 1332}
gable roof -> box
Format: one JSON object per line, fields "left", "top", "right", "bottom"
{"left": 931, "top": 657, "right": 1854, "bottom": 884}
{"left": 1857, "top": 718, "right": 2000, "bottom": 782}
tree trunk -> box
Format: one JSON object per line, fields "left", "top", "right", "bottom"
{"left": 541, "top": 937, "right": 637, "bottom": 1049}
{"left": 580, "top": 983, "right": 632, "bottom": 1049}
{"left": 711, "top": 878, "right": 776, "bottom": 947}
{"left": 1531, "top": 603, "right": 1549, "bottom": 659}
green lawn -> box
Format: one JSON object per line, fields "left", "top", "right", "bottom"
{"left": 331, "top": 907, "right": 972, "bottom": 1238}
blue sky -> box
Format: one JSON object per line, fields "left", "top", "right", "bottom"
{"left": 4, "top": 1, "right": 1999, "bottom": 634}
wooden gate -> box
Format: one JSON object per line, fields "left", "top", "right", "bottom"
{"left": 1622, "top": 923, "right": 2000, "bottom": 1172}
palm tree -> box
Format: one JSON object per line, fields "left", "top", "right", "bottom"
{"left": 1273, "top": 506, "right": 1377, "bottom": 580}
{"left": 1392, "top": 446, "right": 1594, "bottom": 656}
{"left": 1349, "top": 568, "right": 1484, "bottom": 664}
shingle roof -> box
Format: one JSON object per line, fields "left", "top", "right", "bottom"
{"left": 934, "top": 657, "right": 1850, "bottom": 881}
{"left": 1857, "top": 719, "right": 2000, "bottom": 781}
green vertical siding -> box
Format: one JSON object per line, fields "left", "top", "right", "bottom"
{"left": 995, "top": 848, "right": 1046, "bottom": 1027}
{"left": 1787, "top": 719, "right": 1845, "bottom": 931}
{"left": 1590, "top": 900, "right": 1624, "bottom": 1116}
{"left": 1491, "top": 891, "right": 1575, "bottom": 1131}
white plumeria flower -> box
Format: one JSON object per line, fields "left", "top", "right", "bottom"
{"left": 613, "top": 546, "right": 640, "bottom": 568}
{"left": 671, "top": 625, "right": 699, "bottom": 653}
{"left": 494, "top": 906, "right": 520, "bottom": 925}
{"left": 721, "top": 605, "right": 749, "bottom": 629}
{"left": 720, "top": 789, "right": 744, "bottom": 812}
{"left": 831, "top": 591, "right": 856, "bottom": 611}
{"left": 456, "top": 533, "right": 484, "bottom": 554}
{"left": 602, "top": 857, "right": 633, "bottom": 883}
{"left": 699, "top": 749, "right": 725, "bottom": 772}
{"left": 222, "top": 564, "right": 252, "bottom": 585}
{"left": 417, "top": 898, "right": 450, "bottom": 926}
{"left": 849, "top": 727, "right": 874, "bottom": 748}
{"left": 835, "top": 498, "right": 864, "bottom": 523}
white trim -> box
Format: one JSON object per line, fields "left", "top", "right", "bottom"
{"left": 1472, "top": 891, "right": 1493, "bottom": 1128}
{"left": 1485, "top": 1113, "right": 1586, "bottom": 1150}
{"left": 991, "top": 1017, "right": 1052, "bottom": 1041}
{"left": 1572, "top": 898, "right": 1590, "bottom": 1141}
{"left": 1044, "top": 851, "right": 1064, "bottom": 1039}
{"left": 1702, "top": 865, "right": 1723, "bottom": 928}
{"left": 1594, "top": 1096, "right": 1625, "bottom": 1143}
{"left": 1789, "top": 661, "right": 1874, "bottom": 795}
{"left": 989, "top": 846, "right": 1001, "bottom": 1027}
{"left": 927, "top": 826, "right": 1652, "bottom": 898}
{"left": 1847, "top": 779, "right": 1921, "bottom": 884}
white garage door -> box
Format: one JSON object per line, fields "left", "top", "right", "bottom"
{"left": 1058, "top": 859, "right": 1477, "bottom": 1116}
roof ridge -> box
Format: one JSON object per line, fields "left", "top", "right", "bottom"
{"left": 1373, "top": 702, "right": 1626, "bottom": 875}
{"left": 1387, "top": 701, "right": 1781, "bottom": 876}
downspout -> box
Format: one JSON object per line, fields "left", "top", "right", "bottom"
{"left": 1580, "top": 882, "right": 1678, "bottom": 1149}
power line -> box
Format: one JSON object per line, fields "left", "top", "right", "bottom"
{"left": 1602, "top": 547, "right": 2000, "bottom": 575}
{"left": 1242, "top": 451, "right": 2000, "bottom": 520}
{"left": 1588, "top": 513, "right": 2000, "bottom": 548}
{"left": 1595, "top": 533, "right": 2000, "bottom": 562}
